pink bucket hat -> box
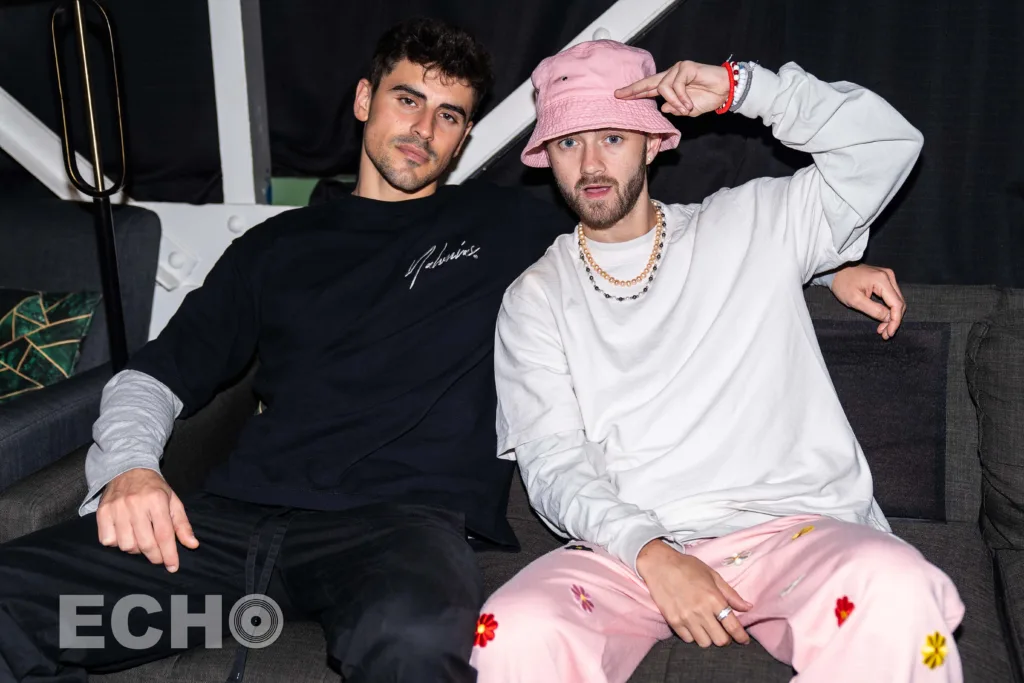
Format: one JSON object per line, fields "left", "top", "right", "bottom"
{"left": 521, "top": 40, "right": 681, "bottom": 168}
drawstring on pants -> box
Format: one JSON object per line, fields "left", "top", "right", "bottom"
{"left": 225, "top": 508, "right": 294, "bottom": 683}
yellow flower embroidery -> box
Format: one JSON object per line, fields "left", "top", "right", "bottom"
{"left": 791, "top": 525, "right": 815, "bottom": 540}
{"left": 722, "top": 550, "right": 753, "bottom": 567}
{"left": 921, "top": 632, "right": 947, "bottom": 669}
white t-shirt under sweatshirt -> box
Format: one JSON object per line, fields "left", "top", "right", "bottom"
{"left": 494, "top": 62, "right": 924, "bottom": 575}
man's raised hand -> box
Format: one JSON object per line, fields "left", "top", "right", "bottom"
{"left": 614, "top": 61, "right": 731, "bottom": 117}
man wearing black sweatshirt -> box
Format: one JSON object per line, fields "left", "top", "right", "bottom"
{"left": 0, "top": 17, "right": 907, "bottom": 683}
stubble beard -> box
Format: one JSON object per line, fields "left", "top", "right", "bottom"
{"left": 367, "top": 134, "right": 450, "bottom": 193}
{"left": 557, "top": 149, "right": 648, "bottom": 230}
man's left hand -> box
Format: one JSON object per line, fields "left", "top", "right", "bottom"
{"left": 614, "top": 61, "right": 730, "bottom": 117}
{"left": 831, "top": 265, "right": 906, "bottom": 340}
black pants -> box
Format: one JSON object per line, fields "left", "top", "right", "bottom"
{"left": 0, "top": 492, "right": 483, "bottom": 683}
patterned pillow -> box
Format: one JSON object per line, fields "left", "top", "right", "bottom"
{"left": 0, "top": 289, "right": 102, "bottom": 404}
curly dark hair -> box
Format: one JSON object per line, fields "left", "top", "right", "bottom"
{"left": 369, "top": 18, "right": 494, "bottom": 119}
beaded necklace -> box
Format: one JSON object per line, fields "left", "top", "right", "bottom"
{"left": 576, "top": 200, "right": 666, "bottom": 302}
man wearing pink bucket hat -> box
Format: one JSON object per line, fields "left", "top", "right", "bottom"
{"left": 471, "top": 41, "right": 963, "bottom": 682}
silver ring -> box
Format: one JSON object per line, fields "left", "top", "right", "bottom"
{"left": 716, "top": 607, "right": 733, "bottom": 622}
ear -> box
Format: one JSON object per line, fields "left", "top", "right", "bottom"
{"left": 354, "top": 78, "right": 373, "bottom": 123}
{"left": 645, "top": 134, "right": 660, "bottom": 165}
{"left": 453, "top": 121, "right": 474, "bottom": 158}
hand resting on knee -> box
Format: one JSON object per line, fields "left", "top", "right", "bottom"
{"left": 95, "top": 469, "right": 198, "bottom": 573}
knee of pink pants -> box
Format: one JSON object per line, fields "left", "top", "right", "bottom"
{"left": 469, "top": 588, "right": 609, "bottom": 682}
{"left": 826, "top": 527, "right": 965, "bottom": 630}
{"left": 469, "top": 548, "right": 668, "bottom": 683}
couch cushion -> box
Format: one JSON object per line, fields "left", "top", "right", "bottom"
{"left": 814, "top": 319, "right": 949, "bottom": 519}
{"left": 804, "top": 284, "right": 1005, "bottom": 524}
{"left": 966, "top": 308, "right": 1024, "bottom": 550}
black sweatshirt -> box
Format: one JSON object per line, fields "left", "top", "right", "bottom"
{"left": 126, "top": 181, "right": 568, "bottom": 548}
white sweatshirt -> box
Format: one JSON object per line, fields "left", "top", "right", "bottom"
{"left": 494, "top": 62, "right": 923, "bottom": 574}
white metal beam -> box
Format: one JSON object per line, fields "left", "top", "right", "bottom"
{"left": 207, "top": 0, "right": 271, "bottom": 204}
{"left": 445, "top": 0, "right": 683, "bottom": 184}
{"left": 0, "top": 85, "right": 124, "bottom": 203}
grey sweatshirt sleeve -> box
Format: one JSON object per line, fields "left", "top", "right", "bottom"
{"left": 78, "top": 370, "right": 183, "bottom": 516}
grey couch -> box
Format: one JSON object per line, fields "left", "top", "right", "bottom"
{"left": 0, "top": 283, "right": 1022, "bottom": 682}
{"left": 0, "top": 199, "right": 161, "bottom": 491}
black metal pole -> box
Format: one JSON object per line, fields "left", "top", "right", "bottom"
{"left": 93, "top": 194, "right": 128, "bottom": 370}
{"left": 66, "top": 0, "right": 128, "bottom": 372}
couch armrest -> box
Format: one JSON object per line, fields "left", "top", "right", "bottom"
{"left": 0, "top": 363, "right": 112, "bottom": 492}
{"left": 0, "top": 444, "right": 87, "bottom": 543}
{"left": 996, "top": 549, "right": 1024, "bottom": 682}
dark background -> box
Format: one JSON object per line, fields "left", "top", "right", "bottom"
{"left": 0, "top": 0, "right": 1021, "bottom": 286}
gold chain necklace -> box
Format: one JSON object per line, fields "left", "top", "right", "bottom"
{"left": 577, "top": 201, "right": 667, "bottom": 302}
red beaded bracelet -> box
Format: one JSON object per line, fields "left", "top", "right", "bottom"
{"left": 715, "top": 60, "right": 739, "bottom": 114}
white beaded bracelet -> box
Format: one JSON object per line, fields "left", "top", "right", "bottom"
{"left": 731, "top": 62, "right": 755, "bottom": 111}
{"left": 735, "top": 65, "right": 748, "bottom": 101}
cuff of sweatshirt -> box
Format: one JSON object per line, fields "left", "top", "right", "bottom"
{"left": 78, "top": 456, "right": 164, "bottom": 516}
{"left": 810, "top": 271, "right": 836, "bottom": 288}
{"left": 614, "top": 520, "right": 676, "bottom": 579}
{"left": 734, "top": 63, "right": 783, "bottom": 123}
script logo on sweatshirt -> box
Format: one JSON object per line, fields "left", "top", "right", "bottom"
{"left": 405, "top": 241, "right": 481, "bottom": 289}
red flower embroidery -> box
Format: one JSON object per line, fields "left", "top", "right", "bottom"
{"left": 571, "top": 584, "right": 595, "bottom": 612}
{"left": 474, "top": 613, "right": 498, "bottom": 647}
{"left": 835, "top": 596, "right": 855, "bottom": 626}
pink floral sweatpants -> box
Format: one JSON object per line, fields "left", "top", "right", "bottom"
{"left": 470, "top": 515, "right": 965, "bottom": 682}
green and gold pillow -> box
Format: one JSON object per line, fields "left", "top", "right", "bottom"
{"left": 0, "top": 289, "right": 102, "bottom": 405}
